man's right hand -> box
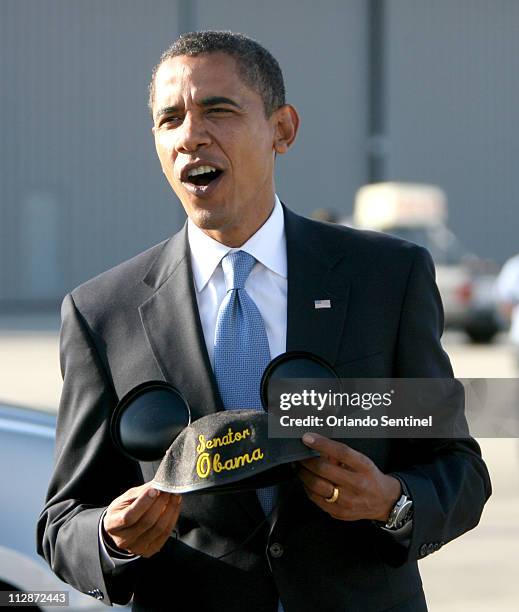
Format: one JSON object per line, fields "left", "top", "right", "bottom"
{"left": 102, "top": 483, "right": 182, "bottom": 558}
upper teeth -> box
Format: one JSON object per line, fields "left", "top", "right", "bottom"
{"left": 188, "top": 165, "right": 217, "bottom": 177}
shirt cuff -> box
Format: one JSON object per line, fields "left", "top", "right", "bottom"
{"left": 98, "top": 509, "right": 140, "bottom": 572}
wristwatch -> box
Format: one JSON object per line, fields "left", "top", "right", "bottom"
{"left": 382, "top": 492, "right": 413, "bottom": 530}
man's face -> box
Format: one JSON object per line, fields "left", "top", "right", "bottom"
{"left": 152, "top": 53, "right": 297, "bottom": 246}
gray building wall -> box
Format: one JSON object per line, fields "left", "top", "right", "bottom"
{"left": 386, "top": 0, "right": 519, "bottom": 261}
{"left": 1, "top": 0, "right": 517, "bottom": 306}
{"left": 1, "top": 0, "right": 188, "bottom": 302}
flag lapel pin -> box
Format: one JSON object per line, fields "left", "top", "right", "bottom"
{"left": 314, "top": 299, "right": 331, "bottom": 309}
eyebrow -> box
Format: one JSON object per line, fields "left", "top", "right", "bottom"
{"left": 155, "top": 96, "right": 242, "bottom": 120}
{"left": 200, "top": 96, "right": 242, "bottom": 109}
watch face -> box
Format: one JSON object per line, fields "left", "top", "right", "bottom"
{"left": 394, "top": 499, "right": 413, "bottom": 528}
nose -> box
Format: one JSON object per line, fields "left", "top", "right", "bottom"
{"left": 174, "top": 112, "right": 211, "bottom": 153}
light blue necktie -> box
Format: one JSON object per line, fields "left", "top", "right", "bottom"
{"left": 213, "top": 250, "right": 284, "bottom": 612}
{"left": 213, "top": 250, "right": 276, "bottom": 515}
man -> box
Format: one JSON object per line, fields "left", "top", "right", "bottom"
{"left": 38, "top": 31, "right": 491, "bottom": 611}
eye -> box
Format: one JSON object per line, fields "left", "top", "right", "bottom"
{"left": 207, "top": 107, "right": 232, "bottom": 115}
{"left": 159, "top": 115, "right": 183, "bottom": 128}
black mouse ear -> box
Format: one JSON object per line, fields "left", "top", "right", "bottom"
{"left": 260, "top": 351, "right": 340, "bottom": 411}
{"left": 111, "top": 381, "right": 191, "bottom": 462}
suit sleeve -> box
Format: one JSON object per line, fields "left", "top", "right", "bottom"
{"left": 37, "top": 293, "right": 144, "bottom": 606}
{"left": 379, "top": 246, "right": 492, "bottom": 565}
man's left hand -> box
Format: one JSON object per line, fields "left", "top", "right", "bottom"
{"left": 298, "top": 433, "right": 401, "bottom": 522}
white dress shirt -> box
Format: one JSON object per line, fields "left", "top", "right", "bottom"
{"left": 188, "top": 194, "right": 287, "bottom": 365}
{"left": 100, "top": 195, "right": 288, "bottom": 570}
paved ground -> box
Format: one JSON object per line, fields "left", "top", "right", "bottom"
{"left": 0, "top": 317, "right": 518, "bottom": 611}
{"left": 420, "top": 332, "right": 519, "bottom": 612}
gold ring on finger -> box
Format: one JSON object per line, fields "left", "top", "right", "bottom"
{"left": 324, "top": 486, "right": 339, "bottom": 504}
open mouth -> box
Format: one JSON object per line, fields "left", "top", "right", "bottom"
{"left": 184, "top": 165, "right": 224, "bottom": 187}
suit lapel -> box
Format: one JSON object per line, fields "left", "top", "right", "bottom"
{"left": 139, "top": 226, "right": 222, "bottom": 421}
{"left": 275, "top": 208, "right": 352, "bottom": 526}
{"left": 284, "top": 207, "right": 350, "bottom": 366}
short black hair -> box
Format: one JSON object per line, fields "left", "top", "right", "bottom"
{"left": 149, "top": 30, "right": 286, "bottom": 117}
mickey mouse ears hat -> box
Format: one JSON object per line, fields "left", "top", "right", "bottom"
{"left": 111, "top": 351, "right": 338, "bottom": 494}
{"left": 152, "top": 408, "right": 316, "bottom": 494}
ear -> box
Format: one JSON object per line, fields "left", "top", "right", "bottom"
{"left": 272, "top": 104, "right": 300, "bottom": 155}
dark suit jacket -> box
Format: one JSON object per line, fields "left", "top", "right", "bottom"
{"left": 37, "top": 207, "right": 491, "bottom": 612}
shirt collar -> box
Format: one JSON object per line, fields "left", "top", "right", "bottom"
{"left": 187, "top": 195, "right": 287, "bottom": 292}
